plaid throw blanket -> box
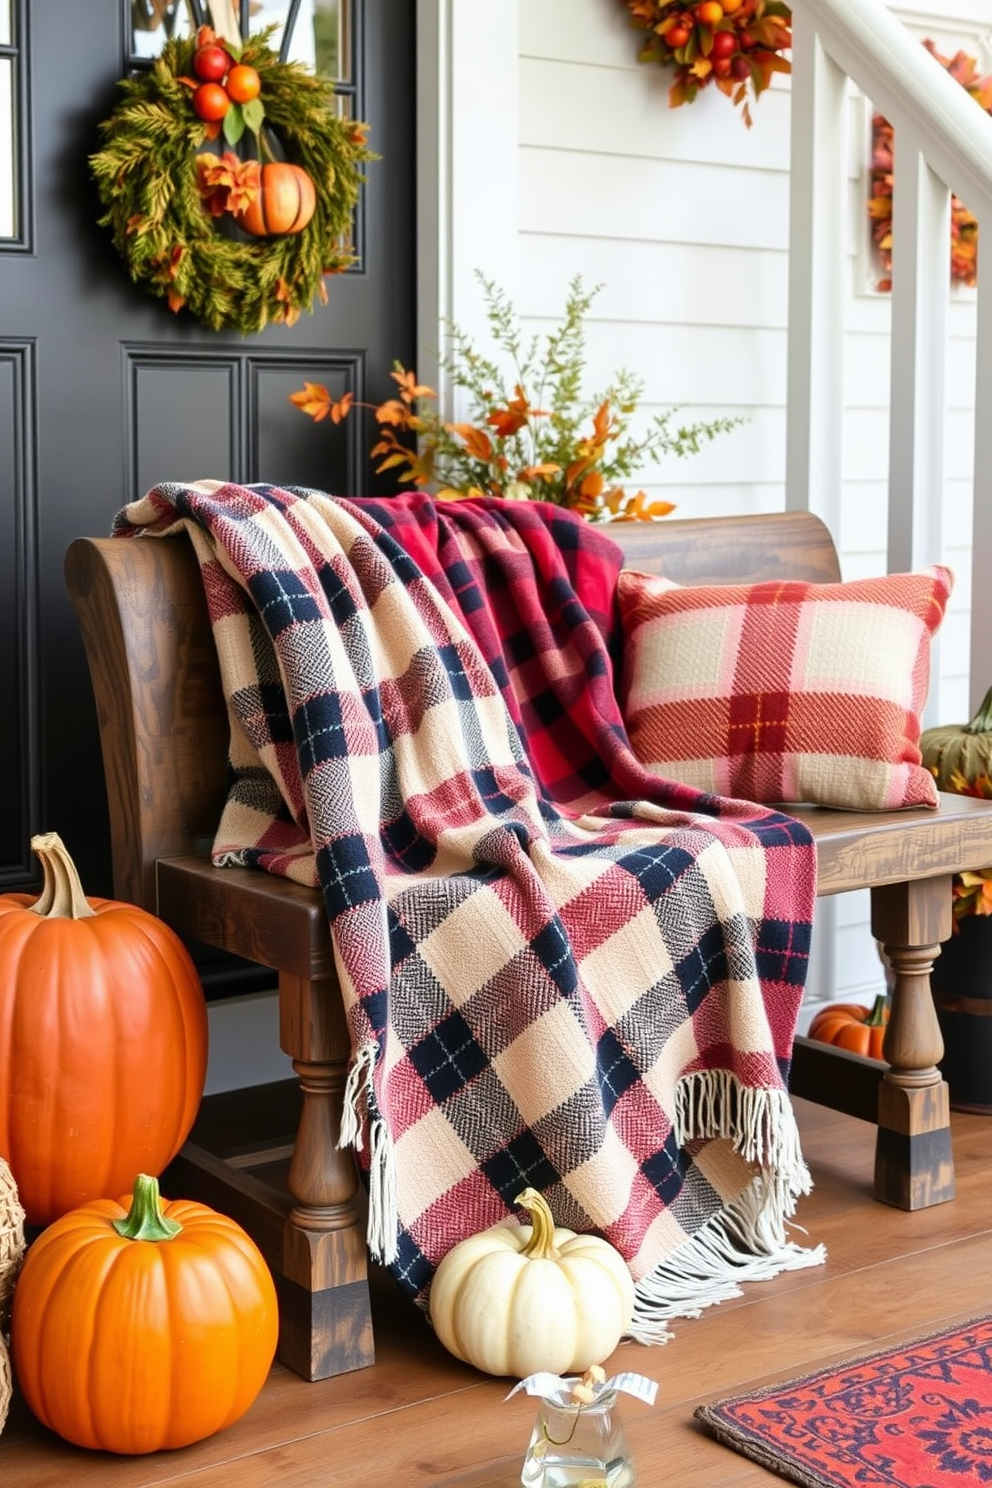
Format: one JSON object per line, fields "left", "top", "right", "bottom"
{"left": 114, "top": 482, "right": 824, "bottom": 1339}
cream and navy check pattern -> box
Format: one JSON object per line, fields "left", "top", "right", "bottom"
{"left": 115, "top": 484, "right": 820, "bottom": 1321}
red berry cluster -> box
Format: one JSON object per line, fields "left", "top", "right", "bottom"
{"left": 621, "top": 0, "right": 792, "bottom": 124}
{"left": 191, "top": 41, "right": 261, "bottom": 122}
{"left": 663, "top": 0, "right": 756, "bottom": 80}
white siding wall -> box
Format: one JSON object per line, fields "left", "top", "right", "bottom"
{"left": 418, "top": 0, "right": 992, "bottom": 1025}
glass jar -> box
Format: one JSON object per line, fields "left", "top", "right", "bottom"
{"left": 520, "top": 1382, "right": 636, "bottom": 1488}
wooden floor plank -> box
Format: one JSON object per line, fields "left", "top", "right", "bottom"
{"left": 3, "top": 1097, "right": 992, "bottom": 1486}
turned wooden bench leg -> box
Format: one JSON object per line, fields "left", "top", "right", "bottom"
{"left": 278, "top": 971, "right": 374, "bottom": 1381}
{"left": 870, "top": 876, "right": 955, "bottom": 1211}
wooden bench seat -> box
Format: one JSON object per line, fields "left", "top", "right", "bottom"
{"left": 64, "top": 508, "right": 992, "bottom": 1382}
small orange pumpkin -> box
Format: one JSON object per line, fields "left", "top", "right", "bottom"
{"left": 11, "top": 1174, "right": 278, "bottom": 1454}
{"left": 0, "top": 833, "right": 207, "bottom": 1226}
{"left": 807, "top": 993, "right": 890, "bottom": 1061}
{"left": 236, "top": 161, "right": 316, "bottom": 236}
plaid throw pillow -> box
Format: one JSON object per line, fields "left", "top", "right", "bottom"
{"left": 617, "top": 565, "right": 954, "bottom": 810}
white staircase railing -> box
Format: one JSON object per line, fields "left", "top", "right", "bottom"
{"left": 786, "top": 0, "right": 992, "bottom": 715}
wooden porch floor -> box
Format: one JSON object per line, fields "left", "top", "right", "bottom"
{"left": 2, "top": 1095, "right": 991, "bottom": 1485}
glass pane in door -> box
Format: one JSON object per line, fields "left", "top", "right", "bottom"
{"left": 130, "top": 0, "right": 198, "bottom": 58}
{"left": 253, "top": 0, "right": 348, "bottom": 81}
{"left": 0, "top": 0, "right": 15, "bottom": 240}
{"left": 0, "top": 60, "right": 13, "bottom": 238}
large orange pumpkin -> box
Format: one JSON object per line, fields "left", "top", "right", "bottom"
{"left": 11, "top": 1175, "right": 278, "bottom": 1453}
{"left": 807, "top": 993, "right": 890, "bottom": 1061}
{"left": 0, "top": 833, "right": 208, "bottom": 1226}
{"left": 236, "top": 161, "right": 316, "bottom": 236}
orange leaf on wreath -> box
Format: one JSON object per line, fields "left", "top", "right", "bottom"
{"left": 196, "top": 151, "right": 260, "bottom": 217}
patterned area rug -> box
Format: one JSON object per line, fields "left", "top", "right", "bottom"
{"left": 695, "top": 1316, "right": 992, "bottom": 1487}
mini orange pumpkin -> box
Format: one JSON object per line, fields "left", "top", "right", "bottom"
{"left": 11, "top": 1175, "right": 278, "bottom": 1453}
{"left": 236, "top": 161, "right": 316, "bottom": 236}
{"left": 807, "top": 993, "right": 890, "bottom": 1061}
{"left": 0, "top": 833, "right": 208, "bottom": 1226}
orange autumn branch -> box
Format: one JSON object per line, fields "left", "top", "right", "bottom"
{"left": 290, "top": 275, "right": 742, "bottom": 522}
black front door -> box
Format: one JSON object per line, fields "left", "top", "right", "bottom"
{"left": 0, "top": 0, "right": 415, "bottom": 901}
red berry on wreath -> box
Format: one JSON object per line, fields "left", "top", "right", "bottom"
{"left": 192, "top": 82, "right": 231, "bottom": 122}
{"left": 193, "top": 44, "right": 230, "bottom": 82}
{"left": 226, "top": 64, "right": 261, "bottom": 104}
{"left": 695, "top": 1, "right": 724, "bottom": 23}
{"left": 711, "top": 56, "right": 733, "bottom": 76}
{"left": 710, "top": 30, "right": 737, "bottom": 60}
{"left": 667, "top": 25, "right": 691, "bottom": 48}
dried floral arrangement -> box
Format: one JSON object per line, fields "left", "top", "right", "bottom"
{"left": 291, "top": 275, "right": 741, "bottom": 521}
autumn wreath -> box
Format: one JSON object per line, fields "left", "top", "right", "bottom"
{"left": 619, "top": 0, "right": 792, "bottom": 127}
{"left": 90, "top": 26, "right": 375, "bottom": 334}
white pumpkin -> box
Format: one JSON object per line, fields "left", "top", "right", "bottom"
{"left": 428, "top": 1187, "right": 635, "bottom": 1377}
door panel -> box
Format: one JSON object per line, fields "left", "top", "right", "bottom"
{"left": 0, "top": 0, "right": 415, "bottom": 930}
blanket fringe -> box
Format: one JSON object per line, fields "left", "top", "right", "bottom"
{"left": 340, "top": 1041, "right": 399, "bottom": 1264}
{"left": 341, "top": 1057, "right": 827, "bottom": 1290}
{"left": 675, "top": 1069, "right": 809, "bottom": 1181}
{"left": 625, "top": 1071, "right": 827, "bottom": 1345}
{"left": 627, "top": 1174, "right": 826, "bottom": 1345}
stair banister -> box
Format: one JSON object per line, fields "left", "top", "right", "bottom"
{"left": 787, "top": 0, "right": 992, "bottom": 715}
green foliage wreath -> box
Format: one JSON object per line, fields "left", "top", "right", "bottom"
{"left": 90, "top": 29, "right": 375, "bottom": 334}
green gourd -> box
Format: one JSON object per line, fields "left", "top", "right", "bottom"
{"left": 920, "top": 685, "right": 992, "bottom": 791}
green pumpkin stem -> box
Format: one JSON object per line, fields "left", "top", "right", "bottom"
{"left": 112, "top": 1174, "right": 183, "bottom": 1242}
{"left": 27, "top": 832, "right": 96, "bottom": 920}
{"left": 967, "top": 685, "right": 992, "bottom": 735}
{"left": 866, "top": 993, "right": 889, "bottom": 1028}
{"left": 515, "top": 1187, "right": 561, "bottom": 1261}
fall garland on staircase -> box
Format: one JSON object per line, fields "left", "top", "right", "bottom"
{"left": 90, "top": 27, "right": 374, "bottom": 334}
{"left": 868, "top": 39, "right": 991, "bottom": 292}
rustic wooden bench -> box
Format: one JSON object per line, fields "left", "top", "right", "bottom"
{"left": 64, "top": 509, "right": 992, "bottom": 1383}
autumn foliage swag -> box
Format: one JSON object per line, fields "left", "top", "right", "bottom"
{"left": 869, "top": 39, "right": 992, "bottom": 292}
{"left": 90, "top": 26, "right": 374, "bottom": 333}
{"left": 619, "top": 0, "right": 792, "bottom": 126}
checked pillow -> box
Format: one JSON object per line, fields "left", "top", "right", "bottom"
{"left": 617, "top": 564, "right": 954, "bottom": 810}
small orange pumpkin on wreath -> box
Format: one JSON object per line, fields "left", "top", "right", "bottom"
{"left": 90, "top": 25, "right": 375, "bottom": 334}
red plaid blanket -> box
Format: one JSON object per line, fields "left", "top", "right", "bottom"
{"left": 114, "top": 482, "right": 823, "bottom": 1338}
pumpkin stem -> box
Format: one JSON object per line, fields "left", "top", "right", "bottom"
{"left": 112, "top": 1174, "right": 183, "bottom": 1242}
{"left": 27, "top": 832, "right": 96, "bottom": 920}
{"left": 866, "top": 993, "right": 889, "bottom": 1028}
{"left": 967, "top": 684, "right": 992, "bottom": 735}
{"left": 515, "top": 1187, "right": 561, "bottom": 1261}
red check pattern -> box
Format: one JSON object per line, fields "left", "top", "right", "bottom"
{"left": 114, "top": 484, "right": 821, "bottom": 1330}
{"left": 618, "top": 567, "right": 954, "bottom": 810}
